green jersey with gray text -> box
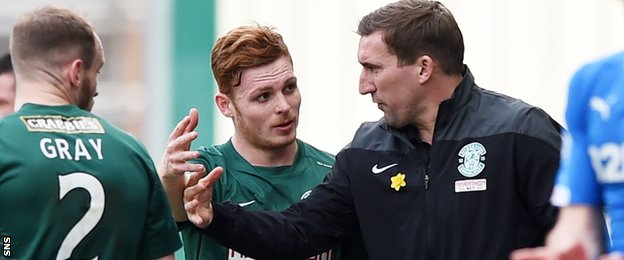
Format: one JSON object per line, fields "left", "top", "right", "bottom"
{"left": 179, "top": 139, "right": 338, "bottom": 260}
{"left": 0, "top": 104, "right": 181, "bottom": 259}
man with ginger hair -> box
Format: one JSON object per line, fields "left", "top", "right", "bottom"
{"left": 157, "top": 25, "right": 357, "bottom": 259}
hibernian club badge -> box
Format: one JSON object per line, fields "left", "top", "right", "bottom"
{"left": 457, "top": 142, "right": 486, "bottom": 178}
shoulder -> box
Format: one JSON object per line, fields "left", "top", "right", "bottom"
{"left": 97, "top": 116, "right": 151, "bottom": 156}
{"left": 578, "top": 51, "right": 624, "bottom": 75}
{"left": 195, "top": 144, "right": 225, "bottom": 157}
{"left": 297, "top": 139, "right": 335, "bottom": 165}
{"left": 348, "top": 118, "right": 389, "bottom": 148}
{"left": 0, "top": 113, "right": 21, "bottom": 133}
{"left": 194, "top": 143, "right": 227, "bottom": 164}
{"left": 470, "top": 87, "right": 562, "bottom": 148}
{"left": 192, "top": 143, "right": 232, "bottom": 175}
{"left": 569, "top": 51, "right": 624, "bottom": 94}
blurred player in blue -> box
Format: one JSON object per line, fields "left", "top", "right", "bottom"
{"left": 511, "top": 51, "right": 624, "bottom": 260}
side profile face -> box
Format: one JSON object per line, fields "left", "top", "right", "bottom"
{"left": 226, "top": 55, "right": 301, "bottom": 150}
{"left": 0, "top": 71, "right": 15, "bottom": 117}
{"left": 358, "top": 30, "right": 424, "bottom": 128}
{"left": 76, "top": 36, "right": 105, "bottom": 111}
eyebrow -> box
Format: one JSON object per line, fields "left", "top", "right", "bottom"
{"left": 284, "top": 76, "right": 297, "bottom": 85}
{"left": 359, "top": 61, "right": 379, "bottom": 68}
{"left": 250, "top": 76, "right": 298, "bottom": 93}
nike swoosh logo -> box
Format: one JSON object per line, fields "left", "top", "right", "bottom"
{"left": 372, "top": 163, "right": 398, "bottom": 174}
{"left": 238, "top": 200, "right": 256, "bottom": 207}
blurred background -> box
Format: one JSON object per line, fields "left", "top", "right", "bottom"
{"left": 1, "top": 0, "right": 624, "bottom": 162}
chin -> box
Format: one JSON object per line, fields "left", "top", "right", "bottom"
{"left": 267, "top": 136, "right": 297, "bottom": 149}
{"left": 385, "top": 117, "right": 407, "bottom": 128}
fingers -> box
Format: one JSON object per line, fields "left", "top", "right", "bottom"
{"left": 182, "top": 167, "right": 224, "bottom": 207}
{"left": 199, "top": 166, "right": 224, "bottom": 186}
{"left": 183, "top": 178, "right": 210, "bottom": 204}
{"left": 510, "top": 247, "right": 556, "bottom": 260}
{"left": 601, "top": 253, "right": 624, "bottom": 260}
{"left": 184, "top": 198, "right": 200, "bottom": 212}
{"left": 168, "top": 115, "right": 191, "bottom": 142}
{"left": 186, "top": 170, "right": 205, "bottom": 187}
{"left": 168, "top": 107, "right": 200, "bottom": 142}
{"left": 187, "top": 209, "right": 208, "bottom": 227}
{"left": 166, "top": 131, "right": 199, "bottom": 154}
{"left": 167, "top": 150, "right": 203, "bottom": 172}
{"left": 185, "top": 108, "right": 200, "bottom": 133}
{"left": 159, "top": 146, "right": 203, "bottom": 178}
{"left": 172, "top": 162, "right": 205, "bottom": 176}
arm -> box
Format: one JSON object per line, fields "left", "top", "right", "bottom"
{"left": 184, "top": 158, "right": 358, "bottom": 259}
{"left": 152, "top": 254, "right": 175, "bottom": 260}
{"left": 510, "top": 63, "right": 607, "bottom": 260}
{"left": 510, "top": 206, "right": 602, "bottom": 260}
{"left": 158, "top": 108, "right": 205, "bottom": 221}
{"left": 515, "top": 129, "right": 561, "bottom": 230}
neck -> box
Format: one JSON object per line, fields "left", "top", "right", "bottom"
{"left": 415, "top": 73, "right": 463, "bottom": 144}
{"left": 231, "top": 135, "right": 298, "bottom": 167}
{"left": 13, "top": 80, "right": 73, "bottom": 110}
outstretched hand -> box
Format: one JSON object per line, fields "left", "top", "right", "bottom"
{"left": 509, "top": 242, "right": 624, "bottom": 260}
{"left": 157, "top": 108, "right": 206, "bottom": 221}
{"left": 158, "top": 108, "right": 205, "bottom": 178}
{"left": 510, "top": 242, "right": 588, "bottom": 260}
{"left": 184, "top": 166, "right": 224, "bottom": 229}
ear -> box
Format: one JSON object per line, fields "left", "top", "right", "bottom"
{"left": 215, "top": 93, "right": 234, "bottom": 118}
{"left": 416, "top": 55, "right": 435, "bottom": 84}
{"left": 67, "top": 59, "right": 84, "bottom": 88}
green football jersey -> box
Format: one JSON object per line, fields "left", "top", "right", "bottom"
{"left": 180, "top": 139, "right": 338, "bottom": 260}
{"left": 0, "top": 104, "right": 181, "bottom": 259}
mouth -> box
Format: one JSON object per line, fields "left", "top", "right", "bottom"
{"left": 274, "top": 119, "right": 295, "bottom": 131}
{"left": 375, "top": 102, "right": 385, "bottom": 111}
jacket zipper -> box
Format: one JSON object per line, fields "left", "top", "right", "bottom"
{"left": 425, "top": 155, "right": 431, "bottom": 190}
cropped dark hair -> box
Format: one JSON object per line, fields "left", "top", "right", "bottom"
{"left": 358, "top": 0, "right": 464, "bottom": 75}
{"left": 10, "top": 6, "right": 97, "bottom": 79}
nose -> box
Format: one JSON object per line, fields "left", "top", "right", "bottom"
{"left": 274, "top": 93, "right": 291, "bottom": 114}
{"left": 359, "top": 69, "right": 375, "bottom": 95}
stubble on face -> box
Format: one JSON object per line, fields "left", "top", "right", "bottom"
{"left": 358, "top": 31, "right": 419, "bottom": 129}
{"left": 78, "top": 36, "right": 104, "bottom": 112}
{"left": 230, "top": 56, "right": 300, "bottom": 151}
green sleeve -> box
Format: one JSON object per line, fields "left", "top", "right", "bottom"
{"left": 137, "top": 155, "right": 183, "bottom": 259}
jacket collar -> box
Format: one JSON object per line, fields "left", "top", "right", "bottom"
{"left": 447, "top": 65, "right": 475, "bottom": 109}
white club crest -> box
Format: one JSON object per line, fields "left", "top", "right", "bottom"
{"left": 457, "top": 142, "right": 486, "bottom": 177}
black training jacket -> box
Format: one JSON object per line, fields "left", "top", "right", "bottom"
{"left": 204, "top": 67, "right": 562, "bottom": 260}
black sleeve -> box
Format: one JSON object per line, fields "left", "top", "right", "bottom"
{"left": 515, "top": 127, "right": 561, "bottom": 233}
{"left": 203, "top": 157, "right": 359, "bottom": 260}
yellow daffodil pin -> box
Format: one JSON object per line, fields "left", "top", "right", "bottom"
{"left": 390, "top": 172, "right": 406, "bottom": 191}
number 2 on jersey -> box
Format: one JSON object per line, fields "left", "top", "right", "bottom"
{"left": 56, "top": 172, "right": 105, "bottom": 260}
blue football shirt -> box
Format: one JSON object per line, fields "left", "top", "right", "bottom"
{"left": 551, "top": 51, "right": 624, "bottom": 253}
